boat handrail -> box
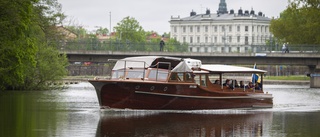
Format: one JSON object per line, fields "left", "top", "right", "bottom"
{"left": 155, "top": 62, "right": 171, "bottom": 81}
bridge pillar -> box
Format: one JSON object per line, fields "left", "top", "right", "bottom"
{"left": 309, "top": 65, "right": 320, "bottom": 88}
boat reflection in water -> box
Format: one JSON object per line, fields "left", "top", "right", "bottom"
{"left": 96, "top": 110, "right": 273, "bottom": 137}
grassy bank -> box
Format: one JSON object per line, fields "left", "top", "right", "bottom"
{"left": 264, "top": 75, "right": 309, "bottom": 81}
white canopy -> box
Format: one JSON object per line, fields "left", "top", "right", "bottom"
{"left": 201, "top": 64, "right": 267, "bottom": 73}
{"left": 112, "top": 56, "right": 182, "bottom": 70}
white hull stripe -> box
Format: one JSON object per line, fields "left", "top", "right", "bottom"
{"left": 135, "top": 91, "right": 273, "bottom": 99}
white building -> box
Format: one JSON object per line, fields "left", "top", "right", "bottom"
{"left": 169, "top": 0, "right": 273, "bottom": 53}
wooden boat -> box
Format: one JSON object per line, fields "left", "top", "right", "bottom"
{"left": 89, "top": 56, "right": 273, "bottom": 110}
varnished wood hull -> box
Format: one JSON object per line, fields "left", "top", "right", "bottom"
{"left": 89, "top": 80, "right": 273, "bottom": 110}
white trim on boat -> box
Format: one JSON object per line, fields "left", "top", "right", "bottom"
{"left": 135, "top": 91, "right": 273, "bottom": 99}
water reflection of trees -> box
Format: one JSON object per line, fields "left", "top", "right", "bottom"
{"left": 96, "top": 111, "right": 273, "bottom": 137}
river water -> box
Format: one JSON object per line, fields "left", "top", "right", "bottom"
{"left": 1, "top": 83, "right": 320, "bottom": 137}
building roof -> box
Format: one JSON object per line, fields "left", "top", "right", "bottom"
{"left": 170, "top": 13, "right": 271, "bottom": 22}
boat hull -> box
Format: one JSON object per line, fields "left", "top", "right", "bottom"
{"left": 89, "top": 80, "right": 273, "bottom": 110}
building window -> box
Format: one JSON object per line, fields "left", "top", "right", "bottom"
{"left": 229, "top": 26, "right": 232, "bottom": 32}
{"left": 237, "top": 36, "right": 240, "bottom": 42}
{"left": 205, "top": 26, "right": 208, "bottom": 32}
{"left": 229, "top": 36, "right": 232, "bottom": 43}
{"left": 189, "top": 47, "right": 193, "bottom": 52}
{"left": 197, "top": 26, "right": 200, "bottom": 33}
{"left": 245, "top": 47, "right": 248, "bottom": 53}
{"left": 265, "top": 26, "right": 268, "bottom": 33}
{"left": 197, "top": 47, "right": 200, "bottom": 52}
{"left": 245, "top": 26, "right": 248, "bottom": 32}
{"left": 245, "top": 36, "right": 249, "bottom": 45}
{"left": 205, "top": 37, "right": 208, "bottom": 43}
{"left": 183, "top": 26, "right": 186, "bottom": 33}
{"left": 183, "top": 37, "right": 186, "bottom": 43}
{"left": 197, "top": 36, "right": 200, "bottom": 43}
{"left": 214, "top": 26, "right": 217, "bottom": 32}
{"left": 222, "top": 26, "right": 225, "bottom": 32}
{"left": 252, "top": 26, "right": 254, "bottom": 32}
{"left": 190, "top": 26, "right": 193, "bottom": 33}
{"left": 214, "top": 36, "right": 217, "bottom": 43}
{"left": 237, "top": 26, "right": 240, "bottom": 32}
{"left": 205, "top": 47, "right": 208, "bottom": 53}
{"left": 261, "top": 26, "right": 263, "bottom": 32}
{"left": 190, "top": 36, "right": 193, "bottom": 43}
{"left": 174, "top": 26, "right": 177, "bottom": 33}
{"left": 252, "top": 36, "right": 255, "bottom": 43}
{"left": 221, "top": 47, "right": 225, "bottom": 53}
{"left": 261, "top": 36, "right": 263, "bottom": 42}
{"left": 237, "top": 47, "right": 240, "bottom": 52}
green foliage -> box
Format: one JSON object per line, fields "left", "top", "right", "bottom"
{"left": 65, "top": 26, "right": 87, "bottom": 38}
{"left": 114, "top": 16, "right": 146, "bottom": 43}
{"left": 95, "top": 27, "right": 109, "bottom": 35}
{"left": 270, "top": 0, "right": 320, "bottom": 44}
{"left": 0, "top": 0, "right": 68, "bottom": 90}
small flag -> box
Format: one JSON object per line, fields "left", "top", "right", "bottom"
{"left": 252, "top": 63, "right": 261, "bottom": 83}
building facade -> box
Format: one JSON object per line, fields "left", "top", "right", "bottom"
{"left": 169, "top": 0, "right": 273, "bottom": 53}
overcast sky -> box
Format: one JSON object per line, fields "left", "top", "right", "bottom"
{"left": 57, "top": 0, "right": 288, "bottom": 34}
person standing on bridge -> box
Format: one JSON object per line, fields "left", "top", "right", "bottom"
{"left": 282, "top": 43, "right": 286, "bottom": 53}
{"left": 159, "top": 38, "right": 165, "bottom": 52}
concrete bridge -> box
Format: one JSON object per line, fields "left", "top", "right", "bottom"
{"left": 62, "top": 50, "right": 320, "bottom": 88}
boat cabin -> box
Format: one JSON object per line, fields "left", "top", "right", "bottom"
{"left": 109, "top": 56, "right": 266, "bottom": 93}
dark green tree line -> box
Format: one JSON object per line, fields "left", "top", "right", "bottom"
{"left": 270, "top": 0, "right": 320, "bottom": 45}
{"left": 0, "top": 0, "right": 68, "bottom": 90}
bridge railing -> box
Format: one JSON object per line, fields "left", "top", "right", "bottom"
{"left": 59, "top": 41, "right": 188, "bottom": 52}
{"left": 59, "top": 41, "right": 320, "bottom": 53}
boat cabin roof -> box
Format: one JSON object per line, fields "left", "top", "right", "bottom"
{"left": 112, "top": 56, "right": 201, "bottom": 72}
{"left": 201, "top": 64, "right": 267, "bottom": 74}
{"left": 112, "top": 56, "right": 266, "bottom": 74}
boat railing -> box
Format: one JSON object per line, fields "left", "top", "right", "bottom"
{"left": 110, "top": 59, "right": 147, "bottom": 80}
{"left": 154, "top": 62, "right": 171, "bottom": 81}
{"left": 110, "top": 60, "right": 172, "bottom": 82}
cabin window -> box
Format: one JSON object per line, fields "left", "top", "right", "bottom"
{"left": 194, "top": 74, "right": 207, "bottom": 87}
{"left": 169, "top": 72, "right": 184, "bottom": 81}
{"left": 111, "top": 70, "right": 125, "bottom": 79}
{"left": 126, "top": 69, "right": 144, "bottom": 79}
{"left": 185, "top": 73, "right": 193, "bottom": 82}
{"left": 194, "top": 75, "right": 200, "bottom": 85}
{"left": 201, "top": 74, "right": 207, "bottom": 87}
{"left": 148, "top": 69, "right": 169, "bottom": 81}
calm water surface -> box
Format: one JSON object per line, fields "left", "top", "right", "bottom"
{"left": 1, "top": 83, "right": 320, "bottom": 137}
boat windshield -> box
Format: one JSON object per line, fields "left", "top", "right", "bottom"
{"left": 147, "top": 69, "right": 169, "bottom": 81}
{"left": 111, "top": 68, "right": 145, "bottom": 79}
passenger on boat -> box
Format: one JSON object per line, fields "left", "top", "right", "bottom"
{"left": 255, "top": 83, "right": 261, "bottom": 90}
{"left": 232, "top": 80, "right": 240, "bottom": 88}
{"left": 214, "top": 79, "right": 220, "bottom": 85}
{"left": 246, "top": 82, "right": 254, "bottom": 89}
{"left": 223, "top": 79, "right": 234, "bottom": 89}
{"left": 239, "top": 81, "right": 245, "bottom": 88}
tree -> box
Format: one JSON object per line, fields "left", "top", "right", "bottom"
{"left": 0, "top": 0, "right": 68, "bottom": 90}
{"left": 65, "top": 26, "right": 88, "bottom": 39}
{"left": 0, "top": 0, "right": 38, "bottom": 89}
{"left": 96, "top": 27, "right": 109, "bottom": 36}
{"left": 270, "top": 0, "right": 320, "bottom": 45}
{"left": 114, "top": 16, "right": 146, "bottom": 43}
